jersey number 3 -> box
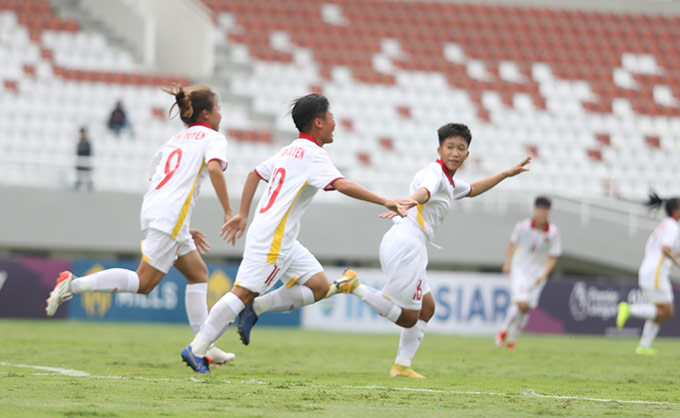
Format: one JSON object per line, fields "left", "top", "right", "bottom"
{"left": 156, "top": 149, "right": 182, "bottom": 190}
{"left": 260, "top": 168, "right": 286, "bottom": 213}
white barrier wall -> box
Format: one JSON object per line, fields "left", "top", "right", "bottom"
{"left": 302, "top": 267, "right": 511, "bottom": 335}
{"left": 78, "top": 0, "right": 215, "bottom": 76}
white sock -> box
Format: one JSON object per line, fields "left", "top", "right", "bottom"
{"left": 190, "top": 292, "right": 244, "bottom": 356}
{"left": 71, "top": 269, "right": 140, "bottom": 294}
{"left": 395, "top": 319, "right": 427, "bottom": 367}
{"left": 502, "top": 304, "right": 520, "bottom": 332}
{"left": 353, "top": 284, "right": 401, "bottom": 323}
{"left": 185, "top": 283, "right": 208, "bottom": 335}
{"left": 253, "top": 284, "right": 315, "bottom": 315}
{"left": 629, "top": 303, "right": 657, "bottom": 320}
{"left": 507, "top": 312, "right": 527, "bottom": 343}
{"left": 639, "top": 320, "right": 660, "bottom": 348}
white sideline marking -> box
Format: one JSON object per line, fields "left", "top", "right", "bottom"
{"left": 342, "top": 385, "right": 674, "bottom": 406}
{"left": 0, "top": 363, "right": 673, "bottom": 406}
{"left": 0, "top": 362, "right": 89, "bottom": 377}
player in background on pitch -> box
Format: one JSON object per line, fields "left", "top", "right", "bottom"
{"left": 46, "top": 85, "right": 236, "bottom": 365}
{"left": 326, "top": 123, "right": 531, "bottom": 378}
{"left": 180, "top": 93, "right": 415, "bottom": 374}
{"left": 495, "top": 196, "right": 561, "bottom": 350}
{"left": 617, "top": 193, "right": 679, "bottom": 355}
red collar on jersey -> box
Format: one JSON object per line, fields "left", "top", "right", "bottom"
{"left": 298, "top": 132, "right": 321, "bottom": 146}
{"left": 189, "top": 122, "right": 215, "bottom": 130}
{"left": 436, "top": 159, "right": 455, "bottom": 186}
{"left": 531, "top": 219, "right": 550, "bottom": 232}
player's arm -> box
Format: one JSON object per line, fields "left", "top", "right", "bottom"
{"left": 207, "top": 160, "right": 233, "bottom": 223}
{"left": 502, "top": 241, "right": 514, "bottom": 274}
{"left": 331, "top": 178, "right": 416, "bottom": 217}
{"left": 467, "top": 156, "right": 531, "bottom": 197}
{"left": 379, "top": 187, "right": 430, "bottom": 219}
{"left": 662, "top": 245, "right": 680, "bottom": 268}
{"left": 533, "top": 255, "right": 558, "bottom": 287}
{"left": 220, "top": 170, "right": 261, "bottom": 245}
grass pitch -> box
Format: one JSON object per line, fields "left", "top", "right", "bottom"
{"left": 0, "top": 319, "right": 678, "bottom": 417}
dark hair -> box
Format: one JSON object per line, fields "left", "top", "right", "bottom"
{"left": 437, "top": 123, "right": 472, "bottom": 147}
{"left": 646, "top": 191, "right": 679, "bottom": 217}
{"left": 291, "top": 94, "right": 329, "bottom": 133}
{"left": 162, "top": 84, "right": 216, "bottom": 126}
{"left": 535, "top": 196, "right": 552, "bottom": 209}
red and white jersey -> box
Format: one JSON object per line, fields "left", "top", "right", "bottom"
{"left": 141, "top": 123, "right": 228, "bottom": 242}
{"left": 510, "top": 218, "right": 562, "bottom": 280}
{"left": 393, "top": 160, "right": 471, "bottom": 241}
{"left": 243, "top": 133, "right": 344, "bottom": 263}
{"left": 639, "top": 217, "right": 679, "bottom": 281}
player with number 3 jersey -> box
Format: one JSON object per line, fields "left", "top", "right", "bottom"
{"left": 46, "top": 85, "right": 236, "bottom": 365}
{"left": 180, "top": 94, "right": 416, "bottom": 374}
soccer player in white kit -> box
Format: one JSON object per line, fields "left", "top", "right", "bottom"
{"left": 616, "top": 193, "right": 679, "bottom": 355}
{"left": 326, "top": 123, "right": 531, "bottom": 378}
{"left": 181, "top": 94, "right": 414, "bottom": 373}
{"left": 495, "top": 196, "right": 561, "bottom": 350}
{"left": 46, "top": 85, "right": 236, "bottom": 364}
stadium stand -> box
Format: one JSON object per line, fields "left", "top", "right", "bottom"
{"left": 1, "top": 0, "right": 679, "bottom": 201}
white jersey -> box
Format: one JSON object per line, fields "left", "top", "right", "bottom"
{"left": 393, "top": 160, "right": 471, "bottom": 241}
{"left": 639, "top": 217, "right": 679, "bottom": 284}
{"left": 243, "top": 133, "right": 344, "bottom": 263}
{"left": 510, "top": 218, "right": 562, "bottom": 280}
{"left": 141, "top": 123, "right": 228, "bottom": 242}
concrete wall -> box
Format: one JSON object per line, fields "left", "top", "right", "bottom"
{"left": 2, "top": 185, "right": 675, "bottom": 280}
{"left": 77, "top": 0, "right": 215, "bottom": 77}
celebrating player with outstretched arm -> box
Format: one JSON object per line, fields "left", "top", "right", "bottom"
{"left": 46, "top": 85, "right": 236, "bottom": 365}
{"left": 326, "top": 123, "right": 531, "bottom": 378}
{"left": 616, "top": 193, "right": 680, "bottom": 355}
{"left": 495, "top": 196, "right": 561, "bottom": 350}
{"left": 180, "top": 93, "right": 416, "bottom": 374}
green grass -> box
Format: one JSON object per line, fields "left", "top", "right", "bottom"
{"left": 0, "top": 319, "right": 678, "bottom": 417}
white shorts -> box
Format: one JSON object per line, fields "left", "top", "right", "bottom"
{"left": 141, "top": 228, "right": 196, "bottom": 274}
{"left": 510, "top": 271, "right": 545, "bottom": 309}
{"left": 379, "top": 226, "right": 431, "bottom": 311}
{"left": 234, "top": 240, "right": 323, "bottom": 294}
{"left": 639, "top": 272, "right": 674, "bottom": 304}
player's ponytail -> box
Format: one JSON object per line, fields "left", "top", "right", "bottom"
{"left": 162, "top": 83, "right": 216, "bottom": 126}
{"left": 646, "top": 191, "right": 680, "bottom": 217}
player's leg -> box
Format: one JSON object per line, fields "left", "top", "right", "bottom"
{"left": 183, "top": 258, "right": 269, "bottom": 372}
{"left": 637, "top": 302, "right": 673, "bottom": 355}
{"left": 174, "top": 248, "right": 236, "bottom": 365}
{"left": 391, "top": 289, "right": 433, "bottom": 379}
{"left": 346, "top": 229, "right": 424, "bottom": 328}
{"left": 174, "top": 246, "right": 209, "bottom": 335}
{"left": 239, "top": 243, "right": 328, "bottom": 345}
{"left": 498, "top": 273, "right": 528, "bottom": 348}
{"left": 45, "top": 229, "right": 180, "bottom": 316}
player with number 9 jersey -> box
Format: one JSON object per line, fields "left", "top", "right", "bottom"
{"left": 141, "top": 120, "right": 227, "bottom": 244}
{"left": 46, "top": 85, "right": 236, "bottom": 366}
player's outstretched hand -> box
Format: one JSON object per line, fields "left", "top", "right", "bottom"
{"left": 220, "top": 214, "right": 247, "bottom": 246}
{"left": 382, "top": 199, "right": 417, "bottom": 218}
{"left": 505, "top": 155, "right": 532, "bottom": 177}
{"left": 190, "top": 229, "right": 211, "bottom": 255}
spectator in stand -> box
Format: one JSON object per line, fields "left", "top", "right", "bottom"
{"left": 107, "top": 100, "right": 133, "bottom": 137}
{"left": 75, "top": 126, "right": 93, "bottom": 192}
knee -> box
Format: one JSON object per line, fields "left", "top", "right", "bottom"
{"left": 314, "top": 282, "right": 330, "bottom": 301}
{"left": 658, "top": 305, "right": 674, "bottom": 321}
{"left": 517, "top": 302, "right": 531, "bottom": 313}
{"left": 137, "top": 282, "right": 156, "bottom": 294}
{"left": 419, "top": 305, "right": 435, "bottom": 322}
{"left": 397, "top": 311, "right": 418, "bottom": 328}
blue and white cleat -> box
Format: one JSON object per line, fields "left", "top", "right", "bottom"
{"left": 181, "top": 345, "right": 211, "bottom": 374}
{"left": 237, "top": 303, "right": 259, "bottom": 346}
